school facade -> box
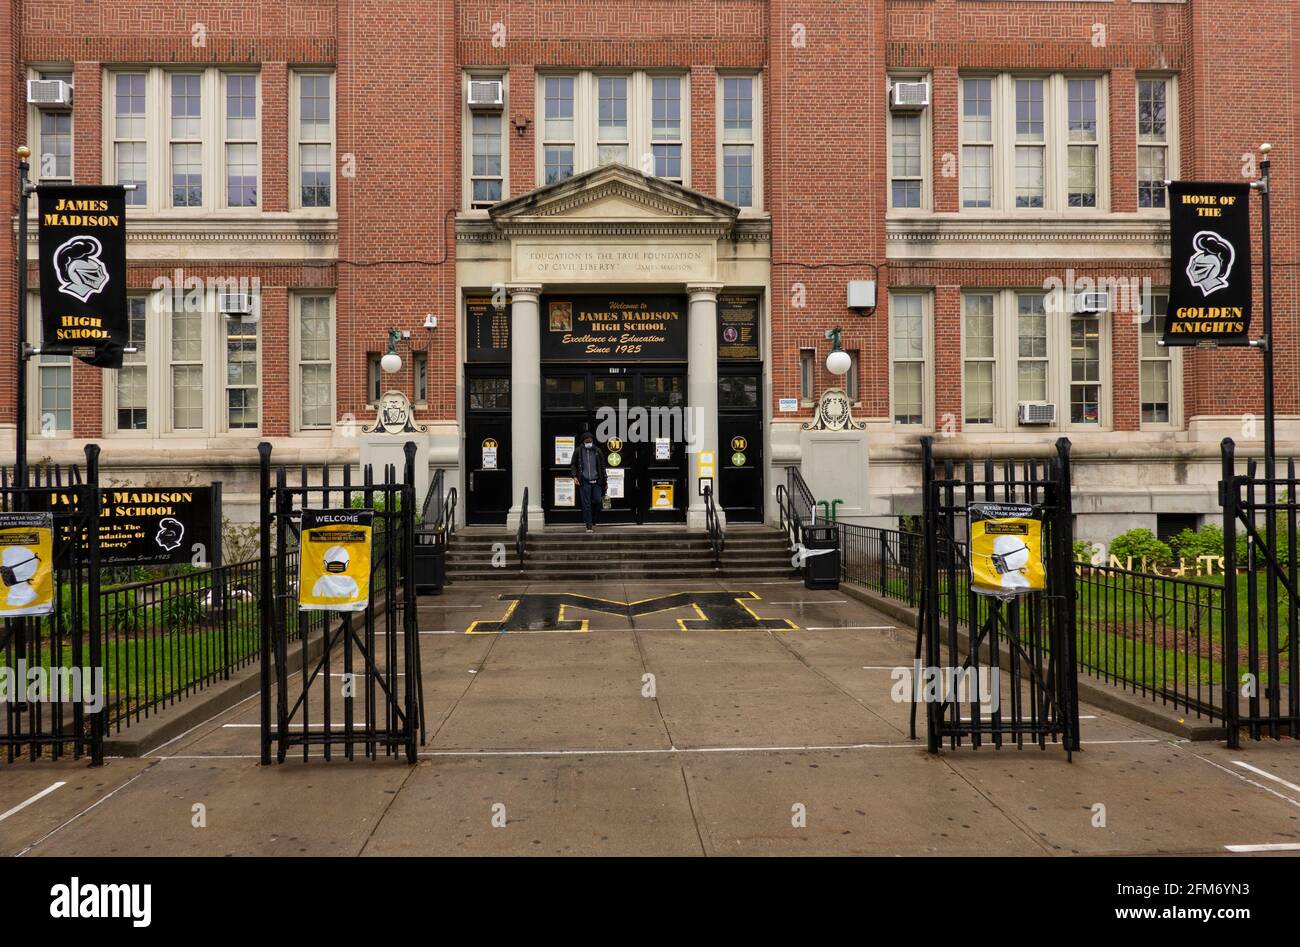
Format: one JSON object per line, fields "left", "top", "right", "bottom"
{"left": 2, "top": 0, "right": 1297, "bottom": 542}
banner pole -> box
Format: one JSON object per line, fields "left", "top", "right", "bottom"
{"left": 1258, "top": 145, "right": 1275, "bottom": 480}
{"left": 15, "top": 148, "right": 31, "bottom": 496}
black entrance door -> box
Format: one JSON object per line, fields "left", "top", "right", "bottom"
{"left": 540, "top": 367, "right": 687, "bottom": 525}
{"left": 718, "top": 370, "right": 764, "bottom": 522}
{"left": 464, "top": 372, "right": 512, "bottom": 525}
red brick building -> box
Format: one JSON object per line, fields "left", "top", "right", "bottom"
{"left": 3, "top": 0, "right": 1297, "bottom": 540}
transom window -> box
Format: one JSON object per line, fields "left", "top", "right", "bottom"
{"left": 537, "top": 72, "right": 691, "bottom": 188}
{"left": 961, "top": 289, "right": 1110, "bottom": 430}
{"left": 960, "top": 74, "right": 1109, "bottom": 213}
{"left": 107, "top": 68, "right": 261, "bottom": 211}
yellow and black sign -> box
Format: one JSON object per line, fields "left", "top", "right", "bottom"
{"left": 968, "top": 502, "right": 1045, "bottom": 598}
{"left": 540, "top": 295, "right": 687, "bottom": 362}
{"left": 651, "top": 481, "right": 675, "bottom": 510}
{"left": 299, "top": 509, "right": 374, "bottom": 613}
{"left": 730, "top": 435, "right": 748, "bottom": 452}
{"left": 37, "top": 185, "right": 129, "bottom": 368}
{"left": 0, "top": 512, "right": 55, "bottom": 617}
{"left": 1163, "top": 181, "right": 1252, "bottom": 345}
{"left": 608, "top": 437, "right": 623, "bottom": 452}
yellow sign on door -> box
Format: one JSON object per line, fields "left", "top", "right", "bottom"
{"left": 299, "top": 509, "right": 374, "bottom": 612}
{"left": 0, "top": 512, "right": 54, "bottom": 617}
{"left": 651, "top": 481, "right": 675, "bottom": 510}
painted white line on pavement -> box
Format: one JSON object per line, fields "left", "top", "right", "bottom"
{"left": 805, "top": 625, "right": 896, "bottom": 631}
{"left": 16, "top": 768, "right": 154, "bottom": 857}
{"left": 768, "top": 600, "right": 847, "bottom": 605}
{"left": 1224, "top": 842, "right": 1300, "bottom": 853}
{"left": 0, "top": 782, "right": 66, "bottom": 824}
{"left": 1170, "top": 742, "right": 1300, "bottom": 811}
{"left": 1232, "top": 760, "right": 1300, "bottom": 795}
{"left": 419, "top": 604, "right": 483, "bottom": 608}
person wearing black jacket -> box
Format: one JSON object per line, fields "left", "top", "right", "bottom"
{"left": 570, "top": 431, "right": 607, "bottom": 531}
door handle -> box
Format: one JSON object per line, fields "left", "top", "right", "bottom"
{"left": 469, "top": 471, "right": 474, "bottom": 491}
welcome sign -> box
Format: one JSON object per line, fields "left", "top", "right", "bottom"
{"left": 540, "top": 295, "right": 687, "bottom": 362}
{"left": 1163, "top": 182, "right": 1253, "bottom": 346}
{"left": 37, "top": 185, "right": 129, "bottom": 368}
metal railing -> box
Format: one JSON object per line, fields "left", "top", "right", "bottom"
{"left": 703, "top": 484, "right": 724, "bottom": 566}
{"left": 837, "top": 525, "right": 1229, "bottom": 724}
{"left": 516, "top": 487, "right": 529, "bottom": 564}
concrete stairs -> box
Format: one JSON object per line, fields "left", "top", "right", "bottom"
{"left": 445, "top": 524, "right": 797, "bottom": 582}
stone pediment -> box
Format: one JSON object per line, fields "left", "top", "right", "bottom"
{"left": 487, "top": 164, "right": 740, "bottom": 238}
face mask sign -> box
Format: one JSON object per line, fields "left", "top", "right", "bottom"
{"left": 968, "top": 502, "right": 1046, "bottom": 599}
{"left": 0, "top": 512, "right": 55, "bottom": 617}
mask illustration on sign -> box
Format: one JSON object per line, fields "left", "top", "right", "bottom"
{"left": 313, "top": 545, "right": 360, "bottom": 600}
{"left": 989, "top": 536, "right": 1031, "bottom": 590}
{"left": 0, "top": 548, "right": 41, "bottom": 607}
{"left": 53, "top": 235, "right": 110, "bottom": 303}
{"left": 1185, "top": 231, "right": 1235, "bottom": 297}
{"left": 155, "top": 517, "right": 184, "bottom": 552}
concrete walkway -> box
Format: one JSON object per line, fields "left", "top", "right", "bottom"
{"left": 2, "top": 578, "right": 1299, "bottom": 856}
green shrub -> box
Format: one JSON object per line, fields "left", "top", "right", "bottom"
{"left": 1072, "top": 539, "right": 1093, "bottom": 562}
{"left": 1109, "top": 528, "right": 1172, "bottom": 569}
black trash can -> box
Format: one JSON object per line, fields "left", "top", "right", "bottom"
{"left": 802, "top": 524, "right": 841, "bottom": 590}
{"left": 413, "top": 527, "right": 446, "bottom": 595}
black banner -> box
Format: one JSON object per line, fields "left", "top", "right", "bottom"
{"left": 1163, "top": 181, "right": 1252, "bottom": 346}
{"left": 37, "top": 185, "right": 129, "bottom": 368}
{"left": 43, "top": 487, "right": 215, "bottom": 567}
{"left": 540, "top": 295, "right": 687, "bottom": 362}
{"left": 718, "top": 294, "right": 760, "bottom": 360}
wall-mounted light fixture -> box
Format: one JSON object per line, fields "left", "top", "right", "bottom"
{"left": 824, "top": 326, "right": 851, "bottom": 377}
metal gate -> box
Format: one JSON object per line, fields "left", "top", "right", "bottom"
{"left": 917, "top": 437, "right": 1080, "bottom": 757}
{"left": 0, "top": 447, "right": 104, "bottom": 765}
{"left": 258, "top": 442, "right": 424, "bottom": 763}
{"left": 1220, "top": 438, "right": 1299, "bottom": 746}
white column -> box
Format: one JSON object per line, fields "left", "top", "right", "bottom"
{"left": 506, "top": 284, "right": 543, "bottom": 531}
{"left": 686, "top": 283, "right": 725, "bottom": 530}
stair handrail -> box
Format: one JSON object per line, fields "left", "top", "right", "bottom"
{"left": 515, "top": 486, "right": 529, "bottom": 563}
{"left": 703, "top": 483, "right": 724, "bottom": 567}
{"left": 441, "top": 487, "right": 458, "bottom": 537}
{"left": 784, "top": 466, "right": 817, "bottom": 548}
{"left": 422, "top": 468, "right": 444, "bottom": 524}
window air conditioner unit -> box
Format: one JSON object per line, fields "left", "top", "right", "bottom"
{"left": 1017, "top": 401, "right": 1057, "bottom": 426}
{"left": 27, "top": 79, "right": 72, "bottom": 107}
{"left": 1073, "top": 291, "right": 1111, "bottom": 314}
{"left": 467, "top": 79, "right": 504, "bottom": 111}
{"left": 219, "top": 291, "right": 257, "bottom": 317}
{"left": 889, "top": 81, "right": 929, "bottom": 111}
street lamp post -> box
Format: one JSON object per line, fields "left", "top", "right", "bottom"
{"left": 15, "top": 146, "right": 32, "bottom": 493}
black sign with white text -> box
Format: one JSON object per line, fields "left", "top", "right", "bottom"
{"left": 1163, "top": 181, "right": 1253, "bottom": 346}
{"left": 37, "top": 185, "right": 129, "bottom": 368}
{"left": 42, "top": 487, "right": 215, "bottom": 567}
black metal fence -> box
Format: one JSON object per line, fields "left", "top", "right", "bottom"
{"left": 1221, "top": 438, "right": 1299, "bottom": 745}
{"left": 838, "top": 526, "right": 1228, "bottom": 726}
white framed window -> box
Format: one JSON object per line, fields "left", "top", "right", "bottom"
{"left": 105, "top": 68, "right": 261, "bottom": 211}
{"left": 113, "top": 72, "right": 149, "bottom": 205}
{"left": 887, "top": 76, "right": 930, "bottom": 212}
{"left": 962, "top": 289, "right": 1111, "bottom": 431}
{"left": 1137, "top": 76, "right": 1177, "bottom": 211}
{"left": 845, "top": 350, "right": 861, "bottom": 403}
{"left": 116, "top": 297, "right": 149, "bottom": 431}
{"left": 463, "top": 72, "right": 507, "bottom": 209}
{"left": 719, "top": 73, "right": 760, "bottom": 208}
{"left": 1139, "top": 290, "right": 1181, "bottom": 427}
{"left": 962, "top": 293, "right": 996, "bottom": 424}
{"left": 168, "top": 72, "right": 203, "bottom": 207}
{"left": 25, "top": 296, "right": 73, "bottom": 437}
{"left": 651, "top": 75, "right": 684, "bottom": 183}
{"left": 799, "top": 348, "right": 815, "bottom": 403}
{"left": 169, "top": 306, "right": 205, "bottom": 431}
{"left": 224, "top": 316, "right": 260, "bottom": 430}
{"left": 536, "top": 71, "right": 693, "bottom": 188}
{"left": 294, "top": 295, "right": 335, "bottom": 432}
{"left": 542, "top": 74, "right": 576, "bottom": 184}
{"left": 367, "top": 354, "right": 384, "bottom": 405}
{"left": 890, "top": 293, "right": 930, "bottom": 426}
{"left": 28, "top": 69, "right": 74, "bottom": 185}
{"left": 960, "top": 73, "right": 1110, "bottom": 213}
{"left": 292, "top": 71, "right": 334, "bottom": 209}
{"left": 224, "top": 73, "right": 259, "bottom": 207}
